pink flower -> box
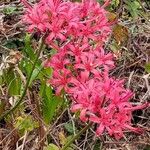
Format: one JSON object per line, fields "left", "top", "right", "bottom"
{"left": 89, "top": 103, "right": 145, "bottom": 139}
{"left": 94, "top": 47, "right": 115, "bottom": 70}
{"left": 66, "top": 42, "right": 89, "bottom": 62}
{"left": 23, "top": 3, "right": 49, "bottom": 32}
{"left": 74, "top": 52, "right": 99, "bottom": 77}
{"left": 22, "top": 0, "right": 148, "bottom": 140}
{"left": 44, "top": 52, "right": 70, "bottom": 70}
{"left": 48, "top": 69, "right": 71, "bottom": 95}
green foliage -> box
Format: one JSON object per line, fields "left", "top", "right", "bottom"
{"left": 3, "top": 69, "right": 22, "bottom": 96}
{"left": 15, "top": 34, "right": 61, "bottom": 125}
{"left": 64, "top": 122, "right": 78, "bottom": 134}
{"left": 40, "top": 80, "right": 63, "bottom": 124}
{"left": 145, "top": 63, "right": 150, "bottom": 73}
{"left": 44, "top": 144, "right": 59, "bottom": 150}
{"left": 110, "top": 40, "right": 120, "bottom": 52}
{"left": 97, "top": 0, "right": 119, "bottom": 10}
{"left": 3, "top": 69, "right": 15, "bottom": 85}
{"left": 62, "top": 135, "right": 76, "bottom": 150}
{"left": 97, "top": 0, "right": 103, "bottom": 5}
{"left": 125, "top": 0, "right": 142, "bottom": 19}
{"left": 58, "top": 132, "right": 75, "bottom": 150}
{"left": 20, "top": 34, "right": 43, "bottom": 84}
{"left": 0, "top": 75, "right": 3, "bottom": 85}
{"left": 93, "top": 139, "right": 102, "bottom": 150}
{"left": 14, "top": 115, "right": 39, "bottom": 135}
{"left": 8, "top": 76, "right": 21, "bottom": 96}
{"left": 23, "top": 34, "right": 35, "bottom": 60}
{"left": 111, "top": 0, "right": 120, "bottom": 7}
{"left": 4, "top": 39, "right": 24, "bottom": 50}
{"left": 97, "top": 0, "right": 144, "bottom": 20}
{"left": 144, "top": 146, "right": 150, "bottom": 150}
{"left": 29, "top": 66, "right": 42, "bottom": 85}
{"left": 3, "top": 6, "right": 17, "bottom": 15}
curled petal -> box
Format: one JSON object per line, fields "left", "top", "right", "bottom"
{"left": 71, "top": 104, "right": 83, "bottom": 112}
{"left": 80, "top": 109, "right": 88, "bottom": 122}
{"left": 96, "top": 123, "right": 105, "bottom": 135}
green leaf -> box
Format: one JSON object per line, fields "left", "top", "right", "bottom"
{"left": 44, "top": 144, "right": 59, "bottom": 150}
{"left": 40, "top": 81, "right": 63, "bottom": 124}
{"left": 23, "top": 34, "right": 35, "bottom": 60}
{"left": 20, "top": 58, "right": 42, "bottom": 84}
{"left": 15, "top": 115, "right": 39, "bottom": 135}
{"left": 3, "top": 6, "right": 16, "bottom": 15}
{"left": 93, "top": 139, "right": 103, "bottom": 150}
{"left": 111, "top": 0, "right": 120, "bottom": 7}
{"left": 29, "top": 65, "right": 43, "bottom": 85}
{"left": 97, "top": 0, "right": 104, "bottom": 5}
{"left": 0, "top": 75, "right": 3, "bottom": 85}
{"left": 39, "top": 67, "right": 53, "bottom": 79}
{"left": 4, "top": 69, "right": 15, "bottom": 85}
{"left": 8, "top": 76, "right": 21, "bottom": 96}
{"left": 20, "top": 60, "right": 33, "bottom": 79}
{"left": 144, "top": 146, "right": 150, "bottom": 150}
{"left": 65, "top": 136, "right": 76, "bottom": 150}
{"left": 4, "top": 39, "right": 24, "bottom": 49}
{"left": 3, "top": 69, "right": 21, "bottom": 96}
{"left": 64, "top": 122, "right": 78, "bottom": 134}
{"left": 145, "top": 63, "right": 150, "bottom": 73}
{"left": 59, "top": 132, "right": 67, "bottom": 146}
{"left": 125, "top": 0, "right": 141, "bottom": 19}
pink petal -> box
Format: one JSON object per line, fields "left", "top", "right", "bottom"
{"left": 71, "top": 104, "right": 83, "bottom": 112}
{"left": 80, "top": 109, "right": 88, "bottom": 122}
{"left": 96, "top": 123, "right": 105, "bottom": 135}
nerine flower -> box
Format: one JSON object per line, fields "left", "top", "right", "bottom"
{"left": 22, "top": 0, "right": 148, "bottom": 139}
{"left": 22, "top": 0, "right": 111, "bottom": 45}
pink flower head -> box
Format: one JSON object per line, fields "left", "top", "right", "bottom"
{"left": 22, "top": 0, "right": 149, "bottom": 140}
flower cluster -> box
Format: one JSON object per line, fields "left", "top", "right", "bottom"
{"left": 22, "top": 0, "right": 147, "bottom": 139}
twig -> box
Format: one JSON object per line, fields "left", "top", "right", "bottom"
{"left": 36, "top": 109, "right": 67, "bottom": 148}
{"left": 127, "top": 71, "right": 134, "bottom": 88}
{"left": 21, "top": 131, "right": 28, "bottom": 150}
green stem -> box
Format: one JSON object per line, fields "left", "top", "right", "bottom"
{"left": 0, "top": 35, "right": 45, "bottom": 121}
{"left": 61, "top": 122, "right": 92, "bottom": 150}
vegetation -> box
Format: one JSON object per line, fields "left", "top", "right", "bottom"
{"left": 0, "top": 0, "right": 149, "bottom": 149}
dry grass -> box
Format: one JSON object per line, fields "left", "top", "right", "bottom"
{"left": 0, "top": 0, "right": 150, "bottom": 150}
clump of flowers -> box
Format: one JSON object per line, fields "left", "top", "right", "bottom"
{"left": 21, "top": 0, "right": 148, "bottom": 139}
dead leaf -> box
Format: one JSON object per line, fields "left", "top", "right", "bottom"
{"left": 107, "top": 12, "right": 117, "bottom": 22}
{"left": 7, "top": 51, "right": 22, "bottom": 65}
{"left": 112, "top": 24, "right": 129, "bottom": 45}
